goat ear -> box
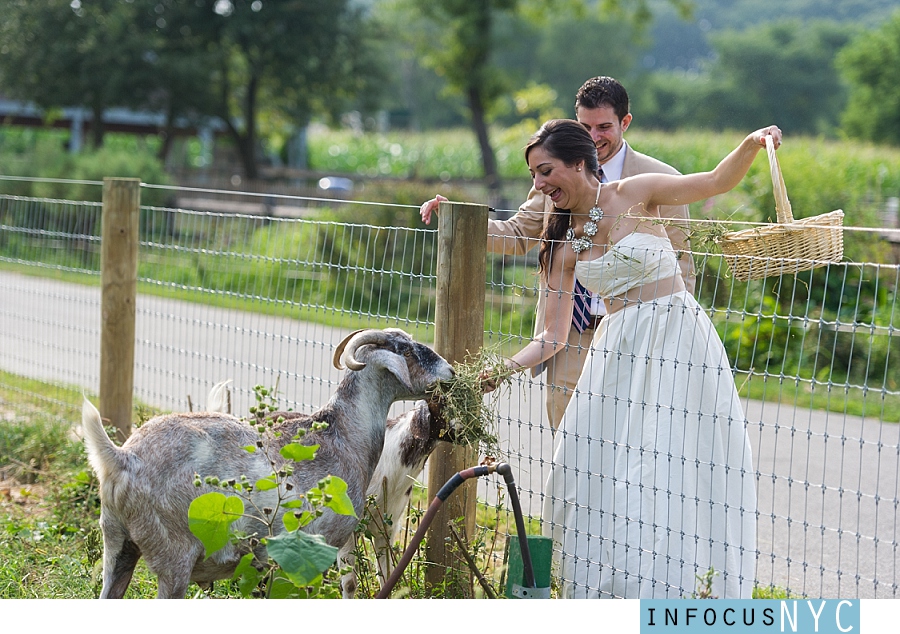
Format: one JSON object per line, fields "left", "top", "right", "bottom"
{"left": 373, "top": 349, "right": 414, "bottom": 392}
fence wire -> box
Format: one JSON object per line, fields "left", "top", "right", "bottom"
{"left": 0, "top": 187, "right": 898, "bottom": 599}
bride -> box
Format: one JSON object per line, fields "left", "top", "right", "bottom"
{"left": 498, "top": 119, "right": 780, "bottom": 598}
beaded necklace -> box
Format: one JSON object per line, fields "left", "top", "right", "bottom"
{"left": 566, "top": 182, "right": 603, "bottom": 254}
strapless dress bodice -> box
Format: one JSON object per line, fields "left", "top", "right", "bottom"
{"left": 574, "top": 232, "right": 680, "bottom": 298}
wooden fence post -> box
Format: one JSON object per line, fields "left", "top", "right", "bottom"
{"left": 425, "top": 201, "right": 488, "bottom": 596}
{"left": 100, "top": 177, "right": 141, "bottom": 443}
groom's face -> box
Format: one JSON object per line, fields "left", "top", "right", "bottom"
{"left": 576, "top": 105, "right": 632, "bottom": 167}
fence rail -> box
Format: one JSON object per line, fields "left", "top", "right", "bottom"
{"left": 0, "top": 181, "right": 898, "bottom": 599}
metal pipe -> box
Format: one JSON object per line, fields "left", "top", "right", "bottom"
{"left": 375, "top": 462, "right": 537, "bottom": 599}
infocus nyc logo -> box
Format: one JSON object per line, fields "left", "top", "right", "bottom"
{"left": 641, "top": 600, "right": 860, "bottom": 633}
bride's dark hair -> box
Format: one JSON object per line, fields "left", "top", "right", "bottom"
{"left": 524, "top": 119, "right": 600, "bottom": 279}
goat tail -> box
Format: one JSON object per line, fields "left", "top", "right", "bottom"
{"left": 205, "top": 379, "right": 232, "bottom": 414}
{"left": 81, "top": 397, "right": 127, "bottom": 484}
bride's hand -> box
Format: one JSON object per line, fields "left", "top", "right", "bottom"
{"left": 750, "top": 125, "right": 783, "bottom": 149}
{"left": 479, "top": 367, "right": 500, "bottom": 393}
{"left": 480, "top": 357, "right": 520, "bottom": 393}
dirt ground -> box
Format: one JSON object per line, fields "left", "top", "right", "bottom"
{"left": 0, "top": 478, "right": 50, "bottom": 519}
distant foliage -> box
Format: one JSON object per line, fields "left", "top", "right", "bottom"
{"left": 837, "top": 10, "right": 900, "bottom": 146}
{"left": 633, "top": 20, "right": 855, "bottom": 135}
{"left": 0, "top": 128, "right": 170, "bottom": 206}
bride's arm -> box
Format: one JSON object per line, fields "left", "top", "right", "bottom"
{"left": 621, "top": 125, "right": 782, "bottom": 209}
{"left": 505, "top": 243, "right": 577, "bottom": 373}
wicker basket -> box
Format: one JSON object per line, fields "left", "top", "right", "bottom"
{"left": 719, "top": 135, "right": 844, "bottom": 281}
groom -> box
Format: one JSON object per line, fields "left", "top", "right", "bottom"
{"left": 421, "top": 76, "right": 696, "bottom": 430}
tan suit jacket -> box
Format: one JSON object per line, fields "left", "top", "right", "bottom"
{"left": 487, "top": 144, "right": 695, "bottom": 376}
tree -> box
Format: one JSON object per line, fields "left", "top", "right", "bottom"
{"left": 531, "top": 13, "right": 641, "bottom": 117}
{"left": 153, "top": 0, "right": 383, "bottom": 179}
{"left": 633, "top": 20, "right": 854, "bottom": 135}
{"left": 0, "top": 0, "right": 383, "bottom": 176}
{"left": 403, "top": 0, "right": 516, "bottom": 207}
{"left": 0, "top": 0, "right": 160, "bottom": 148}
{"left": 704, "top": 20, "right": 854, "bottom": 134}
{"left": 837, "top": 11, "right": 900, "bottom": 145}
{"left": 398, "top": 0, "right": 690, "bottom": 207}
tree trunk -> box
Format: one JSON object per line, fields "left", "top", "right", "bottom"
{"left": 157, "top": 103, "right": 176, "bottom": 164}
{"left": 90, "top": 103, "right": 105, "bottom": 149}
{"left": 467, "top": 84, "right": 505, "bottom": 212}
{"left": 235, "top": 73, "right": 260, "bottom": 181}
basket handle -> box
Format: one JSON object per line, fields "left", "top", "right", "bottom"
{"left": 766, "top": 134, "right": 794, "bottom": 224}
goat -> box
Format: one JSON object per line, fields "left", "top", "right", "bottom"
{"left": 338, "top": 398, "right": 456, "bottom": 598}
{"left": 81, "top": 328, "right": 454, "bottom": 599}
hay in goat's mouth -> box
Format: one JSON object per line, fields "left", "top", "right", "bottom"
{"left": 426, "top": 347, "right": 513, "bottom": 458}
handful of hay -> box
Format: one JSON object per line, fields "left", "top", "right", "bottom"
{"left": 426, "top": 347, "right": 514, "bottom": 458}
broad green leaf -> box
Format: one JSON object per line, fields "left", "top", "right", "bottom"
{"left": 321, "top": 477, "right": 357, "bottom": 517}
{"left": 267, "top": 530, "right": 338, "bottom": 587}
{"left": 290, "top": 510, "right": 316, "bottom": 528}
{"left": 254, "top": 475, "right": 278, "bottom": 491}
{"left": 280, "top": 443, "right": 318, "bottom": 462}
{"left": 282, "top": 511, "right": 300, "bottom": 532}
{"left": 188, "top": 492, "right": 243, "bottom": 558}
{"left": 269, "top": 573, "right": 308, "bottom": 599}
{"left": 243, "top": 445, "right": 257, "bottom": 453}
{"left": 233, "top": 552, "right": 261, "bottom": 597}
{"left": 281, "top": 499, "right": 305, "bottom": 509}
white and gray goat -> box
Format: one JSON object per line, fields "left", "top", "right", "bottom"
{"left": 81, "top": 328, "right": 454, "bottom": 599}
{"left": 338, "top": 398, "right": 456, "bottom": 598}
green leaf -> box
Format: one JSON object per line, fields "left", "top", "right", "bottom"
{"left": 321, "top": 477, "right": 357, "bottom": 517}
{"left": 282, "top": 511, "right": 300, "bottom": 532}
{"left": 268, "top": 573, "right": 309, "bottom": 599}
{"left": 254, "top": 475, "right": 278, "bottom": 491}
{"left": 233, "top": 552, "right": 261, "bottom": 597}
{"left": 267, "top": 530, "right": 338, "bottom": 587}
{"left": 293, "top": 510, "right": 316, "bottom": 528}
{"left": 281, "top": 499, "right": 305, "bottom": 509}
{"left": 243, "top": 445, "right": 257, "bottom": 453}
{"left": 188, "top": 492, "right": 244, "bottom": 558}
{"left": 280, "top": 443, "right": 319, "bottom": 462}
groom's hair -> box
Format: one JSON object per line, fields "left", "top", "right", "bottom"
{"left": 575, "top": 76, "right": 630, "bottom": 122}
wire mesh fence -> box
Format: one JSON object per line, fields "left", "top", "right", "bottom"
{"left": 0, "top": 182, "right": 898, "bottom": 599}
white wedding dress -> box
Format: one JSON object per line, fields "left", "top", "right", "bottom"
{"left": 543, "top": 232, "right": 757, "bottom": 599}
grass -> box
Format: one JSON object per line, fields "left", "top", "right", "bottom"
{"left": 753, "top": 585, "right": 806, "bottom": 600}
{"left": 737, "top": 373, "right": 900, "bottom": 423}
{"left": 0, "top": 371, "right": 214, "bottom": 598}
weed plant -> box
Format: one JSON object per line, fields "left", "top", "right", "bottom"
{"left": 187, "top": 384, "right": 358, "bottom": 598}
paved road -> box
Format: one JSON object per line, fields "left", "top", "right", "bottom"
{"left": 1, "top": 270, "right": 897, "bottom": 598}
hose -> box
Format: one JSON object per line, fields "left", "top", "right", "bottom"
{"left": 375, "top": 461, "right": 535, "bottom": 599}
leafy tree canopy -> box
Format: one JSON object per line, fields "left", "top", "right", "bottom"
{"left": 0, "top": 0, "right": 160, "bottom": 147}
{"left": 837, "top": 10, "right": 900, "bottom": 145}
{"left": 633, "top": 20, "right": 856, "bottom": 136}
{"left": 0, "top": 0, "right": 385, "bottom": 176}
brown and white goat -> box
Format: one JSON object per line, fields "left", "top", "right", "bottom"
{"left": 338, "top": 399, "right": 457, "bottom": 598}
{"left": 81, "top": 328, "right": 453, "bottom": 599}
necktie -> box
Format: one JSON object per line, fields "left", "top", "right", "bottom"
{"left": 572, "top": 279, "right": 592, "bottom": 333}
{"left": 570, "top": 166, "right": 604, "bottom": 333}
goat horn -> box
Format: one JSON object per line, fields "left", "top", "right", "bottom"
{"left": 337, "top": 329, "right": 393, "bottom": 371}
{"left": 333, "top": 329, "right": 367, "bottom": 370}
